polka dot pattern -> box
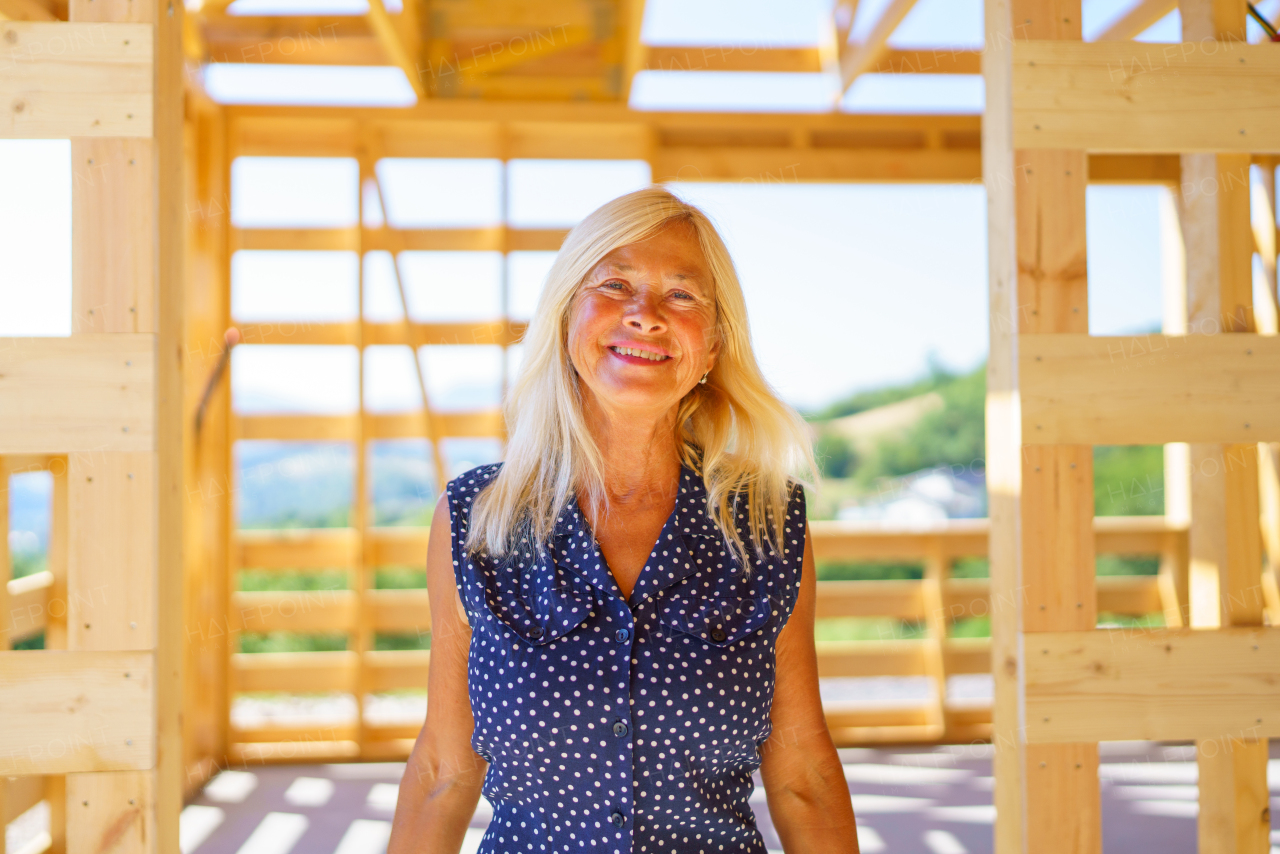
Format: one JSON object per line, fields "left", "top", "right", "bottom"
{"left": 447, "top": 462, "right": 806, "bottom": 853}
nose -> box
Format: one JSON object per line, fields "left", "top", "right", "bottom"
{"left": 623, "top": 289, "right": 666, "bottom": 335}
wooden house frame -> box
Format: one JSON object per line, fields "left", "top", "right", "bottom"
{"left": 1, "top": 0, "right": 1277, "bottom": 850}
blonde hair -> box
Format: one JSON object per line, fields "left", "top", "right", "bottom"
{"left": 466, "top": 187, "right": 814, "bottom": 570}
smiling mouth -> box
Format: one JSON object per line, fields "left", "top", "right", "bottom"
{"left": 609, "top": 346, "right": 671, "bottom": 362}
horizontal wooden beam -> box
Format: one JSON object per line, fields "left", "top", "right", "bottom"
{"left": 223, "top": 107, "right": 1185, "bottom": 184}
{"left": 231, "top": 226, "right": 567, "bottom": 253}
{"left": 232, "top": 410, "right": 504, "bottom": 442}
{"left": 1013, "top": 41, "right": 1280, "bottom": 153}
{"left": 237, "top": 526, "right": 359, "bottom": 569}
{"left": 227, "top": 588, "right": 432, "bottom": 634}
{"left": 815, "top": 637, "right": 992, "bottom": 677}
{"left": 6, "top": 570, "right": 53, "bottom": 643}
{"left": 233, "top": 320, "right": 527, "bottom": 348}
{"left": 812, "top": 515, "right": 1184, "bottom": 560}
{"left": 233, "top": 519, "right": 1182, "bottom": 572}
{"left": 1021, "top": 333, "right": 1280, "bottom": 444}
{"left": 0, "top": 335, "right": 154, "bottom": 453}
{"left": 1025, "top": 627, "right": 1280, "bottom": 742}
{"left": 644, "top": 46, "right": 980, "bottom": 74}
{"left": 0, "top": 22, "right": 152, "bottom": 138}
{"left": 232, "top": 650, "right": 356, "bottom": 693}
{"left": 0, "top": 650, "right": 154, "bottom": 774}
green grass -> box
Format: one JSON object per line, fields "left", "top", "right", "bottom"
{"left": 817, "top": 560, "right": 923, "bottom": 581}
{"left": 239, "top": 632, "right": 347, "bottom": 654}
{"left": 814, "top": 618, "right": 925, "bottom": 642}
{"left": 238, "top": 568, "right": 348, "bottom": 592}
{"left": 375, "top": 633, "right": 431, "bottom": 651}
{"left": 375, "top": 566, "right": 427, "bottom": 589}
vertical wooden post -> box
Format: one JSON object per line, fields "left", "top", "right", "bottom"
{"left": 1179, "top": 6, "right": 1270, "bottom": 852}
{"left": 1251, "top": 162, "right": 1280, "bottom": 624}
{"left": 982, "top": 0, "right": 1026, "bottom": 849}
{"left": 65, "top": 0, "right": 184, "bottom": 844}
{"left": 1159, "top": 188, "right": 1192, "bottom": 627}
{"left": 355, "top": 138, "right": 373, "bottom": 759}
{"left": 184, "top": 98, "right": 231, "bottom": 791}
{"left": 986, "top": 1, "right": 1099, "bottom": 851}
{"left": 919, "top": 538, "right": 948, "bottom": 738}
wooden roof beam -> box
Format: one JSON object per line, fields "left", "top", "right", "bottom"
{"left": 1095, "top": 0, "right": 1177, "bottom": 40}
{"left": 839, "top": 0, "right": 921, "bottom": 94}
{"left": 366, "top": 0, "right": 423, "bottom": 99}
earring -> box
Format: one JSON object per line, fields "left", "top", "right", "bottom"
{"left": 699, "top": 372, "right": 708, "bottom": 385}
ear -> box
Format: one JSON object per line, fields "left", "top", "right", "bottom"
{"left": 704, "top": 326, "right": 722, "bottom": 375}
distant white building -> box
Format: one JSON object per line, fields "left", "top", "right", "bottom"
{"left": 837, "top": 466, "right": 986, "bottom": 523}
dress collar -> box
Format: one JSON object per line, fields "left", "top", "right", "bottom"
{"left": 552, "top": 462, "right": 723, "bottom": 609}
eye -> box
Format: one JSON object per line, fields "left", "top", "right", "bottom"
{"left": 600, "top": 279, "right": 627, "bottom": 291}
{"left": 670, "top": 290, "right": 696, "bottom": 301}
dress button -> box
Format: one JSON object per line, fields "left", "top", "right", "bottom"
{"left": 610, "top": 811, "right": 626, "bottom": 827}
{"left": 615, "top": 628, "right": 629, "bottom": 643}
{"left": 612, "top": 721, "right": 628, "bottom": 738}
{"left": 528, "top": 626, "right": 544, "bottom": 639}
{"left": 710, "top": 627, "right": 727, "bottom": 642}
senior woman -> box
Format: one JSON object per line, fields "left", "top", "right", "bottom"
{"left": 388, "top": 188, "right": 859, "bottom": 853}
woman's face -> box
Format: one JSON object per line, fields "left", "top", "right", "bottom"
{"left": 567, "top": 220, "right": 720, "bottom": 419}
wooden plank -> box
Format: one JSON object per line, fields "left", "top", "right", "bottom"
{"left": 0, "top": 0, "right": 57, "bottom": 20}
{"left": 365, "top": 648, "right": 429, "bottom": 691}
{"left": 0, "top": 22, "right": 152, "bottom": 138}
{"left": 815, "top": 640, "right": 926, "bottom": 677}
{"left": 840, "top": 0, "right": 922, "bottom": 90}
{"left": 72, "top": 138, "right": 155, "bottom": 332}
{"left": 7, "top": 570, "right": 53, "bottom": 643}
{"left": 1096, "top": 575, "right": 1164, "bottom": 615}
{"left": 1024, "top": 627, "right": 1280, "bottom": 742}
{"left": 365, "top": 526, "right": 430, "bottom": 567}
{"left": 1020, "top": 333, "right": 1280, "bottom": 444}
{"left": 364, "top": 0, "right": 423, "bottom": 99}
{"left": 231, "top": 724, "right": 358, "bottom": 744}
{"left": 0, "top": 650, "right": 154, "bottom": 775}
{"left": 231, "top": 650, "right": 358, "bottom": 693}
{"left": 652, "top": 147, "right": 983, "bottom": 184}
{"left": 236, "top": 527, "right": 359, "bottom": 569}
{"left": 943, "top": 637, "right": 992, "bottom": 674}
{"left": 231, "top": 227, "right": 359, "bottom": 252}
{"left": 981, "top": 0, "right": 1024, "bottom": 847}
{"left": 1021, "top": 445, "right": 1095, "bottom": 632}
{"left": 1095, "top": 0, "right": 1177, "bottom": 40}
{"left": 2, "top": 774, "right": 44, "bottom": 824}
{"left": 1012, "top": 41, "right": 1280, "bottom": 153}
{"left": 367, "top": 589, "right": 430, "bottom": 634}
{"left": 233, "top": 413, "right": 360, "bottom": 441}
{"left": 0, "top": 335, "right": 154, "bottom": 453}
{"left": 813, "top": 580, "right": 923, "bottom": 619}
{"left": 231, "top": 589, "right": 357, "bottom": 633}
{"left": 68, "top": 452, "right": 155, "bottom": 650}
{"left": 65, "top": 772, "right": 153, "bottom": 853}
{"left": 233, "top": 321, "right": 361, "bottom": 346}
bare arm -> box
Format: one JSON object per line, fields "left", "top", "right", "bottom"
{"left": 759, "top": 521, "right": 860, "bottom": 853}
{"left": 388, "top": 494, "right": 488, "bottom": 854}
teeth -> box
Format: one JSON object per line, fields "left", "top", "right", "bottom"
{"left": 612, "top": 346, "right": 667, "bottom": 361}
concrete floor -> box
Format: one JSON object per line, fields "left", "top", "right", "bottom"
{"left": 170, "top": 741, "right": 1280, "bottom": 854}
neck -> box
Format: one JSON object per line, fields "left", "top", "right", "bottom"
{"left": 580, "top": 394, "right": 682, "bottom": 509}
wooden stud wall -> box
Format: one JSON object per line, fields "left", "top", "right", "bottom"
{"left": 986, "top": 0, "right": 1279, "bottom": 851}
{"left": 0, "top": 0, "right": 183, "bottom": 846}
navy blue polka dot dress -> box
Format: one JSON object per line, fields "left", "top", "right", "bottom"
{"left": 446, "top": 462, "right": 806, "bottom": 854}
